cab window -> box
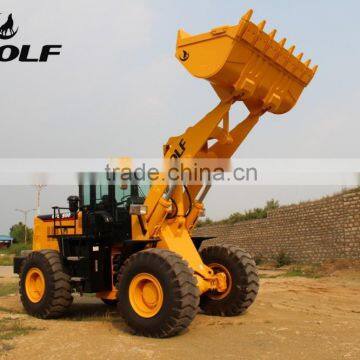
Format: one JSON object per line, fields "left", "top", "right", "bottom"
{"left": 95, "top": 173, "right": 109, "bottom": 204}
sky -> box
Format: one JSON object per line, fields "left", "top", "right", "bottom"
{"left": 0, "top": 0, "right": 359, "bottom": 233}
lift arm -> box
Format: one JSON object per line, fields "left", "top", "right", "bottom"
{"left": 131, "top": 9, "right": 317, "bottom": 288}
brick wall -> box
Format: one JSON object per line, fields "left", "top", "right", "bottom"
{"left": 194, "top": 188, "right": 360, "bottom": 263}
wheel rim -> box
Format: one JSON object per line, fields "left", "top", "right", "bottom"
{"left": 129, "top": 273, "right": 164, "bottom": 318}
{"left": 207, "top": 263, "right": 232, "bottom": 300}
{"left": 25, "top": 267, "right": 46, "bottom": 303}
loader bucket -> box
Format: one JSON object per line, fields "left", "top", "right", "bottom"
{"left": 176, "top": 10, "right": 317, "bottom": 114}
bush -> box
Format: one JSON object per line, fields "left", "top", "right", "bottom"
{"left": 265, "top": 199, "right": 280, "bottom": 211}
{"left": 196, "top": 218, "right": 214, "bottom": 228}
{"left": 275, "top": 251, "right": 292, "bottom": 268}
{"left": 254, "top": 255, "right": 265, "bottom": 266}
{"left": 0, "top": 242, "right": 32, "bottom": 256}
{"left": 196, "top": 199, "right": 280, "bottom": 227}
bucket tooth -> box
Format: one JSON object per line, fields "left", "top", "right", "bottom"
{"left": 242, "top": 9, "right": 253, "bottom": 22}
{"left": 258, "top": 20, "right": 266, "bottom": 31}
{"left": 177, "top": 29, "right": 191, "bottom": 46}
{"left": 279, "top": 38, "right": 287, "bottom": 47}
{"left": 288, "top": 45, "right": 296, "bottom": 55}
{"left": 312, "top": 65, "right": 319, "bottom": 74}
{"left": 176, "top": 13, "right": 317, "bottom": 115}
{"left": 269, "top": 29, "right": 277, "bottom": 39}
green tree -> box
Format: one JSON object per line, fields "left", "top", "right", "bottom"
{"left": 9, "top": 222, "right": 33, "bottom": 244}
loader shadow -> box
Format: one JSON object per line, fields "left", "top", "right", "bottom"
{"left": 64, "top": 297, "right": 127, "bottom": 328}
{"left": 64, "top": 297, "right": 192, "bottom": 337}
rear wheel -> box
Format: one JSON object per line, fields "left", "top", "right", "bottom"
{"left": 20, "top": 250, "right": 73, "bottom": 319}
{"left": 199, "top": 245, "right": 259, "bottom": 316}
{"left": 117, "top": 249, "right": 199, "bottom": 338}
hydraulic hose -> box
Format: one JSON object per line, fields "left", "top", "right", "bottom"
{"left": 184, "top": 185, "right": 192, "bottom": 217}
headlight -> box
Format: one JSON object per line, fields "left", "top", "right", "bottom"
{"left": 129, "top": 204, "right": 148, "bottom": 216}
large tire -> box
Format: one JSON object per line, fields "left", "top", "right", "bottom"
{"left": 199, "top": 245, "right": 259, "bottom": 316}
{"left": 117, "top": 249, "right": 200, "bottom": 338}
{"left": 19, "top": 250, "right": 73, "bottom": 319}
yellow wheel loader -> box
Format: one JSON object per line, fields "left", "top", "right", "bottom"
{"left": 14, "top": 10, "right": 316, "bottom": 338}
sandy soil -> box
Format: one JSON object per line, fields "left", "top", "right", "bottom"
{"left": 0, "top": 270, "right": 359, "bottom": 360}
{"left": 0, "top": 267, "right": 14, "bottom": 278}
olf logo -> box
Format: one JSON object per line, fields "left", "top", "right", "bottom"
{"left": 0, "top": 12, "right": 62, "bottom": 62}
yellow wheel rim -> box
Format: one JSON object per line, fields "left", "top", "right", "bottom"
{"left": 129, "top": 273, "right": 163, "bottom": 318}
{"left": 208, "top": 263, "right": 232, "bottom": 300}
{"left": 25, "top": 267, "right": 46, "bottom": 303}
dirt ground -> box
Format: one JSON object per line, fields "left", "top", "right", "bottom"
{"left": 0, "top": 267, "right": 13, "bottom": 278}
{"left": 0, "top": 267, "right": 359, "bottom": 360}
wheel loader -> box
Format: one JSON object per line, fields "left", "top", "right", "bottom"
{"left": 14, "top": 10, "right": 317, "bottom": 338}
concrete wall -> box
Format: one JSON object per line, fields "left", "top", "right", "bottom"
{"left": 195, "top": 188, "right": 360, "bottom": 263}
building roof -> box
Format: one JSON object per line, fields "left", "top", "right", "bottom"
{"left": 0, "top": 235, "right": 13, "bottom": 241}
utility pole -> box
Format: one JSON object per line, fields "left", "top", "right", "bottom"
{"left": 34, "top": 185, "right": 47, "bottom": 215}
{"left": 15, "top": 209, "right": 35, "bottom": 245}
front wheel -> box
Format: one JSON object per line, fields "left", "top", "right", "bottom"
{"left": 199, "top": 245, "right": 259, "bottom": 316}
{"left": 117, "top": 249, "right": 200, "bottom": 338}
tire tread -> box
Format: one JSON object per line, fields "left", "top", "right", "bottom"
{"left": 117, "top": 248, "right": 199, "bottom": 338}
{"left": 199, "top": 245, "right": 259, "bottom": 316}
{"left": 19, "top": 250, "right": 73, "bottom": 319}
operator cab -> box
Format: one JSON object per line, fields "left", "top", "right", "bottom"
{"left": 78, "top": 172, "right": 150, "bottom": 242}
{"left": 79, "top": 172, "right": 149, "bottom": 210}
